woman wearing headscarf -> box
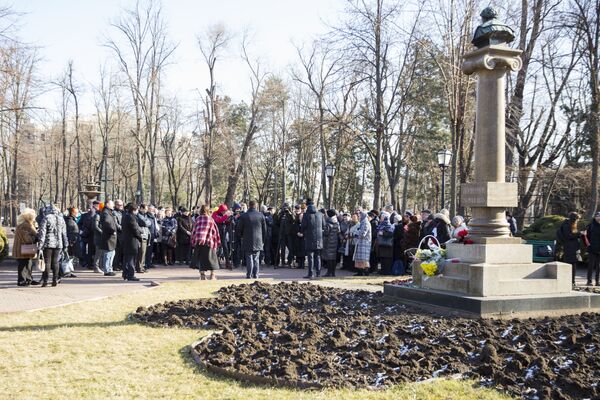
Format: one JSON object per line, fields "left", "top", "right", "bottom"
{"left": 376, "top": 211, "right": 395, "bottom": 275}
{"left": 451, "top": 215, "right": 469, "bottom": 239}
{"left": 161, "top": 208, "right": 178, "bottom": 265}
{"left": 37, "top": 204, "right": 69, "bottom": 287}
{"left": 12, "top": 208, "right": 39, "bottom": 286}
{"left": 322, "top": 209, "right": 341, "bottom": 277}
{"left": 558, "top": 212, "right": 582, "bottom": 286}
{"left": 191, "top": 205, "right": 221, "bottom": 280}
{"left": 429, "top": 210, "right": 452, "bottom": 245}
{"left": 353, "top": 210, "right": 372, "bottom": 276}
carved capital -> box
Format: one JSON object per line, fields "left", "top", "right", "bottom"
{"left": 462, "top": 45, "right": 523, "bottom": 75}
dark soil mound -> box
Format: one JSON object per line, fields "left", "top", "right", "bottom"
{"left": 132, "top": 282, "right": 600, "bottom": 399}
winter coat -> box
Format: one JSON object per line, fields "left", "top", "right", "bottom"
{"left": 290, "top": 216, "right": 306, "bottom": 257}
{"left": 100, "top": 208, "right": 118, "bottom": 251}
{"left": 301, "top": 205, "right": 325, "bottom": 251}
{"left": 122, "top": 212, "right": 143, "bottom": 256}
{"left": 176, "top": 214, "right": 193, "bottom": 245}
{"left": 264, "top": 212, "right": 273, "bottom": 242}
{"left": 137, "top": 212, "right": 151, "bottom": 241}
{"left": 93, "top": 213, "right": 103, "bottom": 247}
{"left": 344, "top": 221, "right": 358, "bottom": 256}
{"left": 278, "top": 209, "right": 294, "bottom": 240}
{"left": 236, "top": 208, "right": 266, "bottom": 252}
{"left": 430, "top": 216, "right": 451, "bottom": 244}
{"left": 401, "top": 220, "right": 421, "bottom": 252}
{"left": 212, "top": 204, "right": 230, "bottom": 225}
{"left": 375, "top": 216, "right": 395, "bottom": 259}
{"left": 161, "top": 216, "right": 178, "bottom": 239}
{"left": 353, "top": 213, "right": 372, "bottom": 262}
{"left": 559, "top": 219, "right": 582, "bottom": 264}
{"left": 451, "top": 223, "right": 469, "bottom": 239}
{"left": 38, "top": 210, "right": 68, "bottom": 250}
{"left": 13, "top": 221, "right": 37, "bottom": 259}
{"left": 64, "top": 215, "right": 80, "bottom": 247}
{"left": 146, "top": 213, "right": 158, "bottom": 242}
{"left": 392, "top": 223, "right": 406, "bottom": 261}
{"left": 322, "top": 216, "right": 340, "bottom": 261}
{"left": 78, "top": 210, "right": 96, "bottom": 242}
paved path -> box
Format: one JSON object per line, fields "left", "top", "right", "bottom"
{"left": 0, "top": 260, "right": 379, "bottom": 313}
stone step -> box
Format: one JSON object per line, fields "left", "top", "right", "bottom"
{"left": 496, "top": 278, "right": 570, "bottom": 296}
{"left": 421, "top": 275, "right": 469, "bottom": 293}
{"left": 441, "top": 262, "right": 470, "bottom": 277}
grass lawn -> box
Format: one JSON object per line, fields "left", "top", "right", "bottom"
{"left": 0, "top": 280, "right": 511, "bottom": 400}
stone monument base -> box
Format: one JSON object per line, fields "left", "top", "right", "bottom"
{"left": 383, "top": 284, "right": 600, "bottom": 318}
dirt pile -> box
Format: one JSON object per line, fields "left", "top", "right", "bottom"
{"left": 132, "top": 282, "right": 600, "bottom": 399}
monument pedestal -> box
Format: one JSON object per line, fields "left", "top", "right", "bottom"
{"left": 384, "top": 40, "right": 600, "bottom": 317}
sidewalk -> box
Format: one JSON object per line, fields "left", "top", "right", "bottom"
{"left": 0, "top": 260, "right": 366, "bottom": 313}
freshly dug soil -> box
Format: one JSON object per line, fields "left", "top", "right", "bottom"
{"left": 132, "top": 282, "right": 600, "bottom": 399}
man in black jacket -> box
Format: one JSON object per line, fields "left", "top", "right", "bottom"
{"left": 237, "top": 200, "right": 266, "bottom": 279}
{"left": 586, "top": 212, "right": 600, "bottom": 286}
{"left": 121, "top": 203, "right": 142, "bottom": 281}
{"left": 78, "top": 201, "right": 100, "bottom": 269}
{"left": 112, "top": 200, "right": 124, "bottom": 271}
{"left": 300, "top": 199, "right": 326, "bottom": 279}
{"left": 100, "top": 200, "right": 118, "bottom": 276}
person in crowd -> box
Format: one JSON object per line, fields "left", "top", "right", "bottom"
{"left": 99, "top": 200, "right": 118, "bottom": 276}
{"left": 261, "top": 205, "right": 273, "bottom": 266}
{"left": 175, "top": 207, "right": 193, "bottom": 265}
{"left": 145, "top": 205, "right": 159, "bottom": 269}
{"left": 191, "top": 205, "right": 221, "bottom": 280}
{"left": 270, "top": 206, "right": 280, "bottom": 268}
{"left": 368, "top": 210, "right": 379, "bottom": 274}
{"left": 451, "top": 215, "right": 469, "bottom": 239}
{"left": 392, "top": 214, "right": 407, "bottom": 267}
{"left": 155, "top": 207, "right": 165, "bottom": 264}
{"left": 236, "top": 200, "right": 266, "bottom": 279}
{"left": 291, "top": 208, "right": 306, "bottom": 270}
{"left": 113, "top": 200, "right": 124, "bottom": 271}
{"left": 13, "top": 208, "right": 39, "bottom": 286}
{"left": 430, "top": 210, "right": 452, "bottom": 244}
{"left": 121, "top": 203, "right": 141, "bottom": 281}
{"left": 419, "top": 209, "right": 434, "bottom": 240}
{"left": 212, "top": 204, "right": 232, "bottom": 268}
{"left": 229, "top": 203, "right": 244, "bottom": 268}
{"left": 276, "top": 204, "right": 294, "bottom": 268}
{"left": 64, "top": 207, "right": 80, "bottom": 270}
{"left": 506, "top": 211, "right": 518, "bottom": 236}
{"left": 375, "top": 211, "right": 395, "bottom": 275}
{"left": 401, "top": 215, "right": 422, "bottom": 268}
{"left": 136, "top": 204, "right": 151, "bottom": 273}
{"left": 301, "top": 199, "right": 325, "bottom": 279}
{"left": 353, "top": 210, "right": 372, "bottom": 276}
{"left": 38, "top": 204, "right": 69, "bottom": 287}
{"left": 78, "top": 200, "right": 100, "bottom": 269}
{"left": 161, "top": 207, "right": 178, "bottom": 265}
{"left": 342, "top": 212, "right": 359, "bottom": 271}
{"left": 92, "top": 202, "right": 104, "bottom": 273}
{"left": 558, "top": 212, "right": 583, "bottom": 286}
{"left": 322, "top": 209, "right": 341, "bottom": 277}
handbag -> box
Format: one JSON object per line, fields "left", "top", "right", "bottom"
{"left": 36, "top": 257, "right": 46, "bottom": 272}
{"left": 377, "top": 234, "right": 394, "bottom": 247}
{"left": 60, "top": 257, "right": 75, "bottom": 275}
{"left": 20, "top": 243, "right": 38, "bottom": 257}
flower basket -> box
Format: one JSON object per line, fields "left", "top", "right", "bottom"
{"left": 413, "top": 235, "right": 447, "bottom": 277}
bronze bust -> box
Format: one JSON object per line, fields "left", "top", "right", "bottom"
{"left": 472, "top": 7, "right": 515, "bottom": 48}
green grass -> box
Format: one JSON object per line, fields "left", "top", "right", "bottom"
{"left": 0, "top": 280, "right": 511, "bottom": 400}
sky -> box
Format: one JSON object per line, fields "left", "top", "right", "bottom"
{"left": 15, "top": 0, "right": 344, "bottom": 117}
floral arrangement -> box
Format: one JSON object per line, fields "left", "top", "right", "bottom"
{"left": 415, "top": 246, "right": 447, "bottom": 276}
{"left": 456, "top": 229, "right": 474, "bottom": 245}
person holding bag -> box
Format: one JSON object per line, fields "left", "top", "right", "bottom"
{"left": 375, "top": 211, "right": 395, "bottom": 275}
{"left": 12, "top": 208, "right": 40, "bottom": 286}
{"left": 190, "top": 205, "right": 221, "bottom": 280}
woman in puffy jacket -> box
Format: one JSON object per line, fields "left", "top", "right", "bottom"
{"left": 12, "top": 208, "right": 39, "bottom": 286}
{"left": 322, "top": 209, "right": 341, "bottom": 277}
{"left": 38, "top": 204, "right": 68, "bottom": 287}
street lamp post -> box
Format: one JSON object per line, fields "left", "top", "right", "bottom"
{"left": 325, "top": 164, "right": 336, "bottom": 209}
{"left": 437, "top": 149, "right": 453, "bottom": 210}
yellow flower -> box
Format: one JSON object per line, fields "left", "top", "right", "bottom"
{"left": 421, "top": 262, "right": 438, "bottom": 276}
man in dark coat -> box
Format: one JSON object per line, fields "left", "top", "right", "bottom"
{"left": 262, "top": 206, "right": 274, "bottom": 266}
{"left": 300, "top": 199, "right": 326, "bottom": 279}
{"left": 100, "top": 200, "right": 118, "bottom": 276}
{"left": 276, "top": 205, "right": 294, "bottom": 267}
{"left": 145, "top": 205, "right": 159, "bottom": 268}
{"left": 121, "top": 203, "right": 142, "bottom": 281}
{"left": 558, "top": 212, "right": 582, "bottom": 286}
{"left": 175, "top": 208, "right": 193, "bottom": 264}
{"left": 586, "top": 212, "right": 600, "bottom": 286}
{"left": 92, "top": 203, "right": 104, "bottom": 273}
{"left": 113, "top": 200, "right": 124, "bottom": 271}
{"left": 236, "top": 200, "right": 266, "bottom": 279}
{"left": 78, "top": 201, "right": 100, "bottom": 269}
{"left": 136, "top": 204, "right": 151, "bottom": 273}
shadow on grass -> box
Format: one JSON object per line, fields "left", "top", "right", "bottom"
{"left": 0, "top": 318, "right": 135, "bottom": 332}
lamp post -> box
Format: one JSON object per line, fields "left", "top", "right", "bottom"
{"left": 325, "top": 164, "right": 336, "bottom": 209}
{"left": 437, "top": 149, "right": 452, "bottom": 210}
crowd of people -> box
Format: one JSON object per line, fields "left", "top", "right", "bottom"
{"left": 12, "top": 197, "right": 482, "bottom": 287}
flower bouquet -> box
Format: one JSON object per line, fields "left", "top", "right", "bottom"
{"left": 456, "top": 229, "right": 474, "bottom": 244}
{"left": 414, "top": 236, "right": 447, "bottom": 277}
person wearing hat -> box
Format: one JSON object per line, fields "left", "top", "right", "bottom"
{"left": 557, "top": 212, "right": 582, "bottom": 286}
{"left": 300, "top": 198, "right": 326, "bottom": 279}
{"left": 37, "top": 204, "right": 69, "bottom": 287}
{"left": 419, "top": 209, "right": 434, "bottom": 241}
{"left": 585, "top": 212, "right": 600, "bottom": 286}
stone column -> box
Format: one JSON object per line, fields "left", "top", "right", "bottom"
{"left": 461, "top": 45, "right": 522, "bottom": 244}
